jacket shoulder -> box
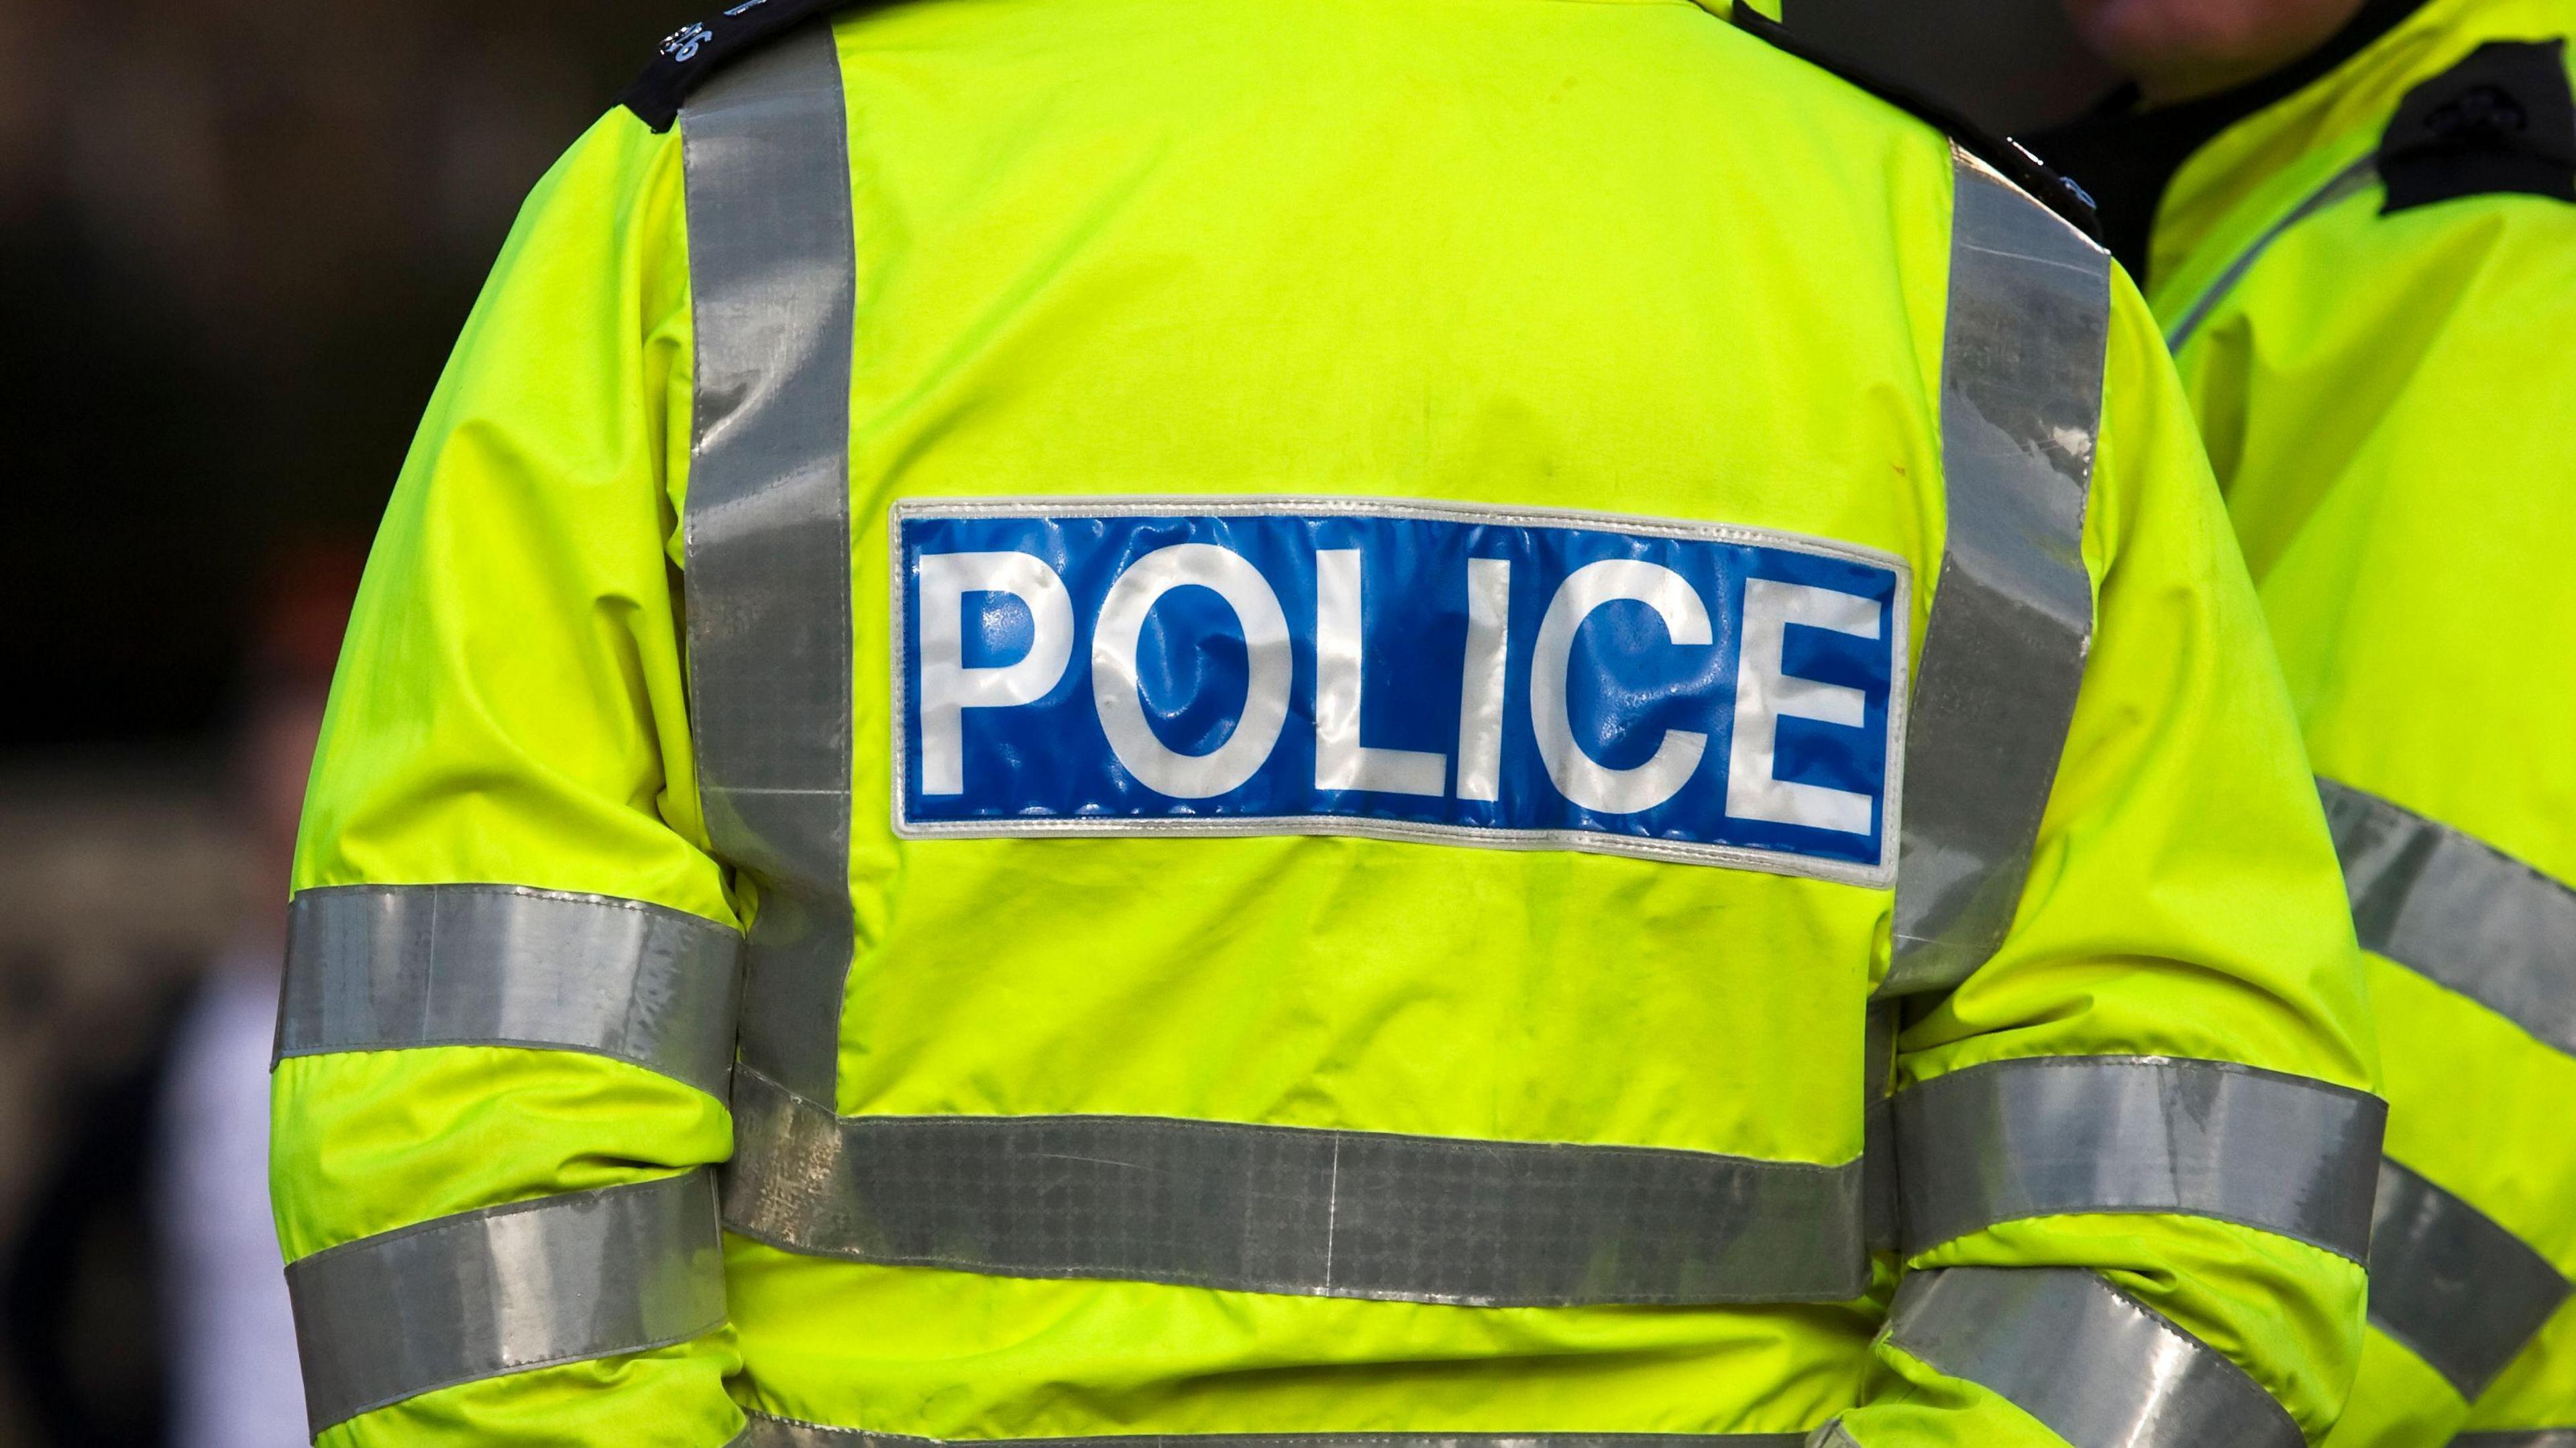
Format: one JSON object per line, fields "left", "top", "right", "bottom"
{"left": 2378, "top": 38, "right": 2576, "bottom": 215}
{"left": 621, "top": 0, "right": 865, "bottom": 133}
{"left": 1725, "top": 4, "right": 2103, "bottom": 242}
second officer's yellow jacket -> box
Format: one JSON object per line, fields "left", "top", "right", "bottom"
{"left": 2043, "top": 0, "right": 2576, "bottom": 1443}
{"left": 273, "top": 2, "right": 2382, "bottom": 1445}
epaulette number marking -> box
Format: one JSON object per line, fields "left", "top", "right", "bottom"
{"left": 625, "top": 0, "right": 834, "bottom": 130}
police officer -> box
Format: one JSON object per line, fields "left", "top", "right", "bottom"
{"left": 2041, "top": 1, "right": 2576, "bottom": 1443}
{"left": 271, "top": 2, "right": 2385, "bottom": 1445}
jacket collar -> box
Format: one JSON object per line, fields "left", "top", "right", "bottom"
{"left": 2032, "top": 0, "right": 2451, "bottom": 282}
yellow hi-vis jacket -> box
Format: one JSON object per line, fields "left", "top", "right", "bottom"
{"left": 2039, "top": 0, "right": 2576, "bottom": 1443}
{"left": 272, "top": 3, "right": 2381, "bottom": 1445}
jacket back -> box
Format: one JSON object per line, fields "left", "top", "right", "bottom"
{"left": 272, "top": 3, "right": 2381, "bottom": 1445}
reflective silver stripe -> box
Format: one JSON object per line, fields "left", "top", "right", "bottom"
{"left": 1804, "top": 1424, "right": 1861, "bottom": 1448}
{"left": 1862, "top": 1098, "right": 1898, "bottom": 1255}
{"left": 2165, "top": 155, "right": 2377, "bottom": 353}
{"left": 2454, "top": 1435, "right": 2576, "bottom": 1447}
{"left": 1882, "top": 147, "right": 2112, "bottom": 997}
{"left": 1893, "top": 1056, "right": 2383, "bottom": 1261}
{"left": 276, "top": 884, "right": 744, "bottom": 1098}
{"left": 1862, "top": 1006, "right": 1899, "bottom": 1255}
{"left": 724, "top": 1066, "right": 1868, "bottom": 1306}
{"left": 2369, "top": 1157, "right": 2571, "bottom": 1400}
{"left": 729, "top": 1418, "right": 1806, "bottom": 1448}
{"left": 680, "top": 17, "right": 859, "bottom": 1104}
{"left": 1886, "top": 1266, "right": 2302, "bottom": 1448}
{"left": 2324, "top": 778, "right": 2576, "bottom": 1058}
{"left": 286, "top": 1171, "right": 724, "bottom": 1431}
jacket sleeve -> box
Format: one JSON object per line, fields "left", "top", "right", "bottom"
{"left": 1829, "top": 272, "right": 2382, "bottom": 1447}
{"left": 2211, "top": 193, "right": 2576, "bottom": 1447}
{"left": 268, "top": 107, "right": 747, "bottom": 1447}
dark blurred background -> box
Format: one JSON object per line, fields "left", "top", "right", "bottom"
{"left": 0, "top": 2, "right": 2110, "bottom": 1443}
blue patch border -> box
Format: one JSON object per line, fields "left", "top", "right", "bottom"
{"left": 888, "top": 496, "right": 1912, "bottom": 887}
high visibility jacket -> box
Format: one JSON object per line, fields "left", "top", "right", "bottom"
{"left": 272, "top": 3, "right": 2383, "bottom": 1446}
{"left": 2039, "top": 1, "right": 2576, "bottom": 1443}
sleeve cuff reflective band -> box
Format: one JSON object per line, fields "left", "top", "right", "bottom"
{"left": 1880, "top": 146, "right": 2110, "bottom": 999}
{"left": 1892, "top": 1056, "right": 2384, "bottom": 1261}
{"left": 1886, "top": 1266, "right": 2302, "bottom": 1448}
{"left": 2454, "top": 1435, "right": 2576, "bottom": 1447}
{"left": 279, "top": 884, "right": 745, "bottom": 1099}
{"left": 2369, "top": 1157, "right": 2571, "bottom": 1400}
{"left": 285, "top": 1170, "right": 727, "bottom": 1432}
{"left": 2325, "top": 777, "right": 2576, "bottom": 1058}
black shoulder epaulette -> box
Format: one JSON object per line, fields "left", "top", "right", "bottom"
{"left": 621, "top": 0, "right": 861, "bottom": 132}
{"left": 1726, "top": 4, "right": 2103, "bottom": 243}
{"left": 2379, "top": 39, "right": 2576, "bottom": 215}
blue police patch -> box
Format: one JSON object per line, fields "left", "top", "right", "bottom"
{"left": 892, "top": 498, "right": 1910, "bottom": 885}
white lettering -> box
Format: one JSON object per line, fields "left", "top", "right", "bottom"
{"left": 1456, "top": 558, "right": 1511, "bottom": 803}
{"left": 1093, "top": 543, "right": 1293, "bottom": 799}
{"left": 1725, "top": 579, "right": 1878, "bottom": 834}
{"left": 1531, "top": 561, "right": 1711, "bottom": 816}
{"left": 916, "top": 552, "right": 1076, "bottom": 795}
{"left": 1314, "top": 550, "right": 1446, "bottom": 795}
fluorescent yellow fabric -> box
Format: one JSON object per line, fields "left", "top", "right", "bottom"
{"left": 1877, "top": 274, "right": 2375, "bottom": 1443}
{"left": 276, "top": 0, "right": 2371, "bottom": 1443}
{"left": 274, "top": 103, "right": 746, "bottom": 1448}
{"left": 2145, "top": 1, "right": 2576, "bottom": 1441}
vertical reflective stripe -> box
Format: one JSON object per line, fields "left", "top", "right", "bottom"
{"left": 680, "top": 19, "right": 861, "bottom": 1105}
{"left": 1892, "top": 1056, "right": 2383, "bottom": 1261}
{"left": 728, "top": 1421, "right": 1805, "bottom": 1448}
{"left": 2368, "top": 1157, "right": 2571, "bottom": 1400}
{"left": 2324, "top": 777, "right": 2576, "bottom": 1058}
{"left": 1886, "top": 1266, "right": 2302, "bottom": 1448}
{"left": 286, "top": 1171, "right": 725, "bottom": 1431}
{"left": 1882, "top": 148, "right": 2112, "bottom": 998}
{"left": 1862, "top": 1005, "right": 1899, "bottom": 1255}
{"left": 2165, "top": 156, "right": 2378, "bottom": 353}
{"left": 277, "top": 884, "right": 744, "bottom": 1098}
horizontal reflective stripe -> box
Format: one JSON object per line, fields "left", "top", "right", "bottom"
{"left": 729, "top": 1418, "right": 1806, "bottom": 1448}
{"left": 1886, "top": 1267, "right": 2302, "bottom": 1448}
{"left": 279, "top": 884, "right": 744, "bottom": 1098}
{"left": 2369, "top": 1158, "right": 2571, "bottom": 1400}
{"left": 723, "top": 1068, "right": 1868, "bottom": 1306}
{"left": 287, "top": 1172, "right": 725, "bottom": 1431}
{"left": 2453, "top": 1435, "right": 2576, "bottom": 1447}
{"left": 2325, "top": 778, "right": 2576, "bottom": 1057}
{"left": 1893, "top": 1056, "right": 2383, "bottom": 1261}
{"left": 1805, "top": 1425, "right": 1860, "bottom": 1448}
